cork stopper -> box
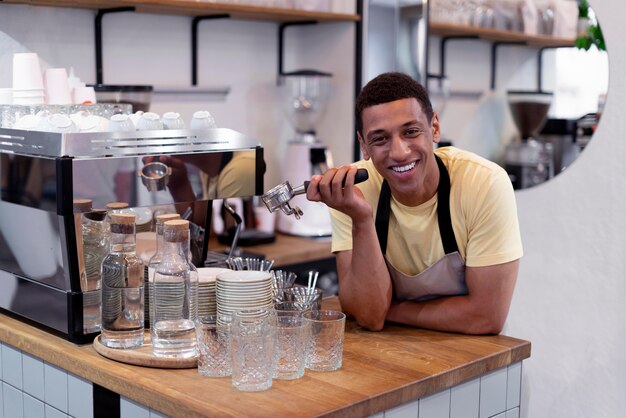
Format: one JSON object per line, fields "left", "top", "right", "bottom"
{"left": 110, "top": 213, "right": 136, "bottom": 225}
{"left": 106, "top": 202, "right": 129, "bottom": 210}
{"left": 156, "top": 213, "right": 181, "bottom": 225}
{"left": 164, "top": 219, "right": 189, "bottom": 232}
{"left": 73, "top": 199, "right": 93, "bottom": 213}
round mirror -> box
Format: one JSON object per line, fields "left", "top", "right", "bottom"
{"left": 428, "top": 0, "right": 608, "bottom": 189}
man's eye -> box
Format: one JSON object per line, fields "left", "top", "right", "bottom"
{"left": 370, "top": 136, "right": 386, "bottom": 144}
{"left": 405, "top": 128, "right": 422, "bottom": 137}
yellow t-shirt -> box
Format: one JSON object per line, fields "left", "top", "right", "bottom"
{"left": 330, "top": 147, "right": 523, "bottom": 275}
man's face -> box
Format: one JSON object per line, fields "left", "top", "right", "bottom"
{"left": 358, "top": 98, "right": 440, "bottom": 206}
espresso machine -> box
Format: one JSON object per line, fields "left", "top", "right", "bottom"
{"left": 504, "top": 91, "right": 554, "bottom": 190}
{"left": 0, "top": 125, "right": 263, "bottom": 343}
{"left": 276, "top": 70, "right": 334, "bottom": 237}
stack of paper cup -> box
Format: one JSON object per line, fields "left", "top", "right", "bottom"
{"left": 44, "top": 68, "right": 72, "bottom": 105}
{"left": 12, "top": 53, "right": 45, "bottom": 105}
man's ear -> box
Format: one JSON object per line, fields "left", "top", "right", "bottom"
{"left": 431, "top": 112, "right": 441, "bottom": 145}
{"left": 357, "top": 131, "right": 370, "bottom": 160}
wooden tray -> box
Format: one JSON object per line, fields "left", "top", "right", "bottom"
{"left": 93, "top": 332, "right": 197, "bottom": 369}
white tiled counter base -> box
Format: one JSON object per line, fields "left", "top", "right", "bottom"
{"left": 0, "top": 341, "right": 168, "bottom": 418}
{"left": 0, "top": 338, "right": 523, "bottom": 418}
{"left": 370, "top": 362, "right": 523, "bottom": 418}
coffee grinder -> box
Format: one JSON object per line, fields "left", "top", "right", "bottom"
{"left": 277, "top": 70, "right": 333, "bottom": 237}
{"left": 504, "top": 91, "right": 554, "bottom": 190}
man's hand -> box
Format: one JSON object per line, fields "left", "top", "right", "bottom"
{"left": 306, "top": 165, "right": 372, "bottom": 222}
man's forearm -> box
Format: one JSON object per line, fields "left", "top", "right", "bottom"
{"left": 337, "top": 219, "right": 393, "bottom": 331}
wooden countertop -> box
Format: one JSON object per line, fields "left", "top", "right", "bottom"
{"left": 0, "top": 298, "right": 530, "bottom": 418}
{"left": 208, "top": 233, "right": 333, "bottom": 267}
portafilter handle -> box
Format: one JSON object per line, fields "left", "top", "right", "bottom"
{"left": 262, "top": 168, "right": 369, "bottom": 218}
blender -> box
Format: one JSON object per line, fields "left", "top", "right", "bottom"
{"left": 277, "top": 70, "right": 333, "bottom": 237}
{"left": 504, "top": 91, "right": 554, "bottom": 190}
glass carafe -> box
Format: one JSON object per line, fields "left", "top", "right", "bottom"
{"left": 100, "top": 213, "right": 144, "bottom": 348}
{"left": 151, "top": 219, "right": 198, "bottom": 358}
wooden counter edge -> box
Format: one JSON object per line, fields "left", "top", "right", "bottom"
{"left": 0, "top": 310, "right": 531, "bottom": 418}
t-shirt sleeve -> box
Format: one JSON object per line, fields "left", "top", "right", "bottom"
{"left": 329, "top": 207, "right": 354, "bottom": 253}
{"left": 463, "top": 167, "right": 523, "bottom": 267}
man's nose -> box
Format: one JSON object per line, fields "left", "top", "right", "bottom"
{"left": 388, "top": 135, "right": 410, "bottom": 160}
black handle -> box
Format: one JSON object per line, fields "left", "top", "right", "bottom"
{"left": 303, "top": 168, "right": 369, "bottom": 192}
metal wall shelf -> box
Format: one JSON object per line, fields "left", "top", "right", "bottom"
{"left": 429, "top": 22, "right": 575, "bottom": 91}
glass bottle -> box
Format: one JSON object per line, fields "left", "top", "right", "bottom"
{"left": 81, "top": 209, "right": 109, "bottom": 334}
{"left": 151, "top": 219, "right": 198, "bottom": 358}
{"left": 100, "top": 213, "right": 144, "bottom": 349}
{"left": 146, "top": 213, "right": 181, "bottom": 329}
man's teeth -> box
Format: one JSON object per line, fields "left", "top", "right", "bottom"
{"left": 392, "top": 162, "right": 416, "bottom": 173}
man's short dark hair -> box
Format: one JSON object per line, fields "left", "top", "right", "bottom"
{"left": 355, "top": 72, "right": 433, "bottom": 135}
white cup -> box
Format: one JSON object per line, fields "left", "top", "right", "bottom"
{"left": 12, "top": 53, "right": 44, "bottom": 91}
{"left": 70, "top": 111, "right": 109, "bottom": 132}
{"left": 41, "top": 114, "right": 78, "bottom": 133}
{"left": 190, "top": 110, "right": 217, "bottom": 130}
{"left": 44, "top": 68, "right": 72, "bottom": 105}
{"left": 14, "top": 114, "right": 43, "bottom": 130}
{"left": 0, "top": 88, "right": 13, "bottom": 104}
{"left": 161, "top": 112, "right": 186, "bottom": 130}
{"left": 73, "top": 86, "right": 97, "bottom": 105}
{"left": 136, "top": 112, "right": 163, "bottom": 131}
{"left": 129, "top": 111, "right": 144, "bottom": 127}
{"left": 108, "top": 114, "right": 136, "bottom": 132}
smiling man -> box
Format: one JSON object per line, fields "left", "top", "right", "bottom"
{"left": 306, "top": 72, "right": 523, "bottom": 334}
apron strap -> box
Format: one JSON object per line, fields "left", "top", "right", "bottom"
{"left": 374, "top": 179, "right": 392, "bottom": 255}
{"left": 375, "top": 154, "right": 458, "bottom": 255}
{"left": 435, "top": 154, "right": 459, "bottom": 254}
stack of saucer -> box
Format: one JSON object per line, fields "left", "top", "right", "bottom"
{"left": 197, "top": 267, "right": 230, "bottom": 318}
{"left": 215, "top": 270, "right": 273, "bottom": 324}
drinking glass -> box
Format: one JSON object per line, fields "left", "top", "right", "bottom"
{"left": 303, "top": 310, "right": 346, "bottom": 372}
{"left": 284, "top": 287, "right": 322, "bottom": 311}
{"left": 272, "top": 310, "right": 307, "bottom": 380}
{"left": 230, "top": 308, "right": 275, "bottom": 391}
{"left": 196, "top": 314, "right": 232, "bottom": 377}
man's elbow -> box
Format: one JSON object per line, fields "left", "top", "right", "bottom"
{"left": 356, "top": 316, "right": 386, "bottom": 331}
{"left": 467, "top": 312, "right": 508, "bottom": 335}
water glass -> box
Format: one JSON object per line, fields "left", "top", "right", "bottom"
{"left": 272, "top": 311, "right": 307, "bottom": 380}
{"left": 196, "top": 315, "right": 232, "bottom": 377}
{"left": 230, "top": 308, "right": 275, "bottom": 391}
{"left": 303, "top": 310, "right": 346, "bottom": 372}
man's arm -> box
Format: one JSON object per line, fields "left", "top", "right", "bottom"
{"left": 385, "top": 259, "right": 519, "bottom": 334}
{"left": 335, "top": 221, "right": 393, "bottom": 331}
{"left": 307, "top": 165, "right": 392, "bottom": 331}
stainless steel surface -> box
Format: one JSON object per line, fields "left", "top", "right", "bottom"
{"left": 138, "top": 161, "right": 171, "bottom": 192}
{"left": 0, "top": 127, "right": 258, "bottom": 158}
{"left": 0, "top": 127, "right": 264, "bottom": 342}
{"left": 262, "top": 180, "right": 305, "bottom": 220}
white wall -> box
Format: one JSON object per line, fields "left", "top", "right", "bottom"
{"left": 2, "top": 1, "right": 626, "bottom": 417}
{"left": 0, "top": 3, "right": 355, "bottom": 190}
{"left": 507, "top": 0, "right": 626, "bottom": 416}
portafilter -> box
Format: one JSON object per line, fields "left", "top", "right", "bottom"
{"left": 262, "top": 168, "right": 369, "bottom": 219}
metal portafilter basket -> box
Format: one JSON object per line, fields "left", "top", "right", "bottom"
{"left": 262, "top": 168, "right": 369, "bottom": 219}
{"left": 138, "top": 161, "right": 171, "bottom": 192}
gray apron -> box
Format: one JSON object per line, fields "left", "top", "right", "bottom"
{"left": 375, "top": 155, "right": 467, "bottom": 302}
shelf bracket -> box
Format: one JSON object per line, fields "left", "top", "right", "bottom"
{"left": 192, "top": 14, "right": 230, "bottom": 86}
{"left": 277, "top": 20, "right": 318, "bottom": 83}
{"left": 490, "top": 41, "right": 526, "bottom": 90}
{"left": 428, "top": 36, "right": 478, "bottom": 87}
{"left": 95, "top": 7, "right": 135, "bottom": 85}
{"left": 537, "top": 45, "right": 573, "bottom": 92}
